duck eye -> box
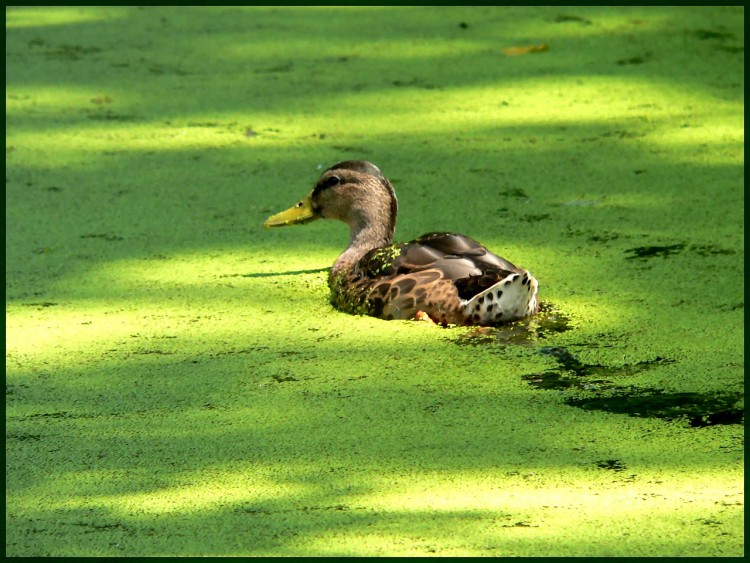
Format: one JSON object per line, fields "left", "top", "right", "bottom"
{"left": 313, "top": 174, "right": 342, "bottom": 197}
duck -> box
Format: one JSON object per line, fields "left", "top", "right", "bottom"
{"left": 263, "top": 160, "right": 539, "bottom": 326}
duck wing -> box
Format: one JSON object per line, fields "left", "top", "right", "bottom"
{"left": 410, "top": 232, "right": 522, "bottom": 273}
{"left": 394, "top": 233, "right": 524, "bottom": 300}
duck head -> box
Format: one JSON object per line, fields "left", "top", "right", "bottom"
{"left": 263, "top": 161, "right": 398, "bottom": 245}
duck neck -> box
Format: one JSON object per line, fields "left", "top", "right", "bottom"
{"left": 331, "top": 218, "right": 395, "bottom": 279}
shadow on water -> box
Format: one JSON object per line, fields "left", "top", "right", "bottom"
{"left": 523, "top": 347, "right": 744, "bottom": 427}
{"left": 526, "top": 347, "right": 676, "bottom": 386}
{"left": 219, "top": 267, "right": 331, "bottom": 279}
{"left": 567, "top": 390, "right": 744, "bottom": 427}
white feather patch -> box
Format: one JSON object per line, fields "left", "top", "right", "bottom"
{"left": 461, "top": 270, "right": 539, "bottom": 323}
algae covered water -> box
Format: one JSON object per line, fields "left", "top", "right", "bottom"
{"left": 6, "top": 6, "right": 743, "bottom": 557}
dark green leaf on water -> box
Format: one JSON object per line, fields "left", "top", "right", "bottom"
{"left": 596, "top": 459, "right": 626, "bottom": 471}
{"left": 617, "top": 54, "right": 650, "bottom": 65}
{"left": 625, "top": 243, "right": 736, "bottom": 260}
{"left": 693, "top": 29, "right": 734, "bottom": 41}
{"left": 44, "top": 44, "right": 102, "bottom": 60}
{"left": 80, "top": 233, "right": 124, "bottom": 241}
{"left": 624, "top": 244, "right": 685, "bottom": 260}
{"left": 554, "top": 14, "right": 592, "bottom": 25}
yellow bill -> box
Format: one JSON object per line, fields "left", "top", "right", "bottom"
{"left": 263, "top": 193, "right": 319, "bottom": 228}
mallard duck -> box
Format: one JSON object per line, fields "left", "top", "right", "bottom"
{"left": 264, "top": 160, "right": 539, "bottom": 326}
